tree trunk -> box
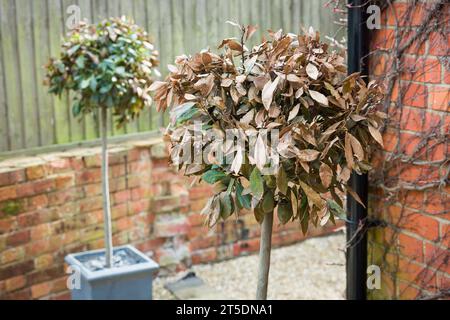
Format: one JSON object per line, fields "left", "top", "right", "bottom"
{"left": 101, "top": 106, "right": 113, "bottom": 268}
{"left": 256, "top": 210, "right": 274, "bottom": 300}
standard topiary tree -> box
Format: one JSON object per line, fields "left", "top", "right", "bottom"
{"left": 44, "top": 17, "right": 159, "bottom": 268}
{"left": 151, "top": 24, "right": 385, "bottom": 299}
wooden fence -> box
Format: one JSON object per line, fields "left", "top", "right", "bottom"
{"left": 0, "top": 0, "right": 343, "bottom": 154}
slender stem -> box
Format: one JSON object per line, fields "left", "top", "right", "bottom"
{"left": 256, "top": 210, "right": 274, "bottom": 300}
{"left": 101, "top": 105, "right": 113, "bottom": 268}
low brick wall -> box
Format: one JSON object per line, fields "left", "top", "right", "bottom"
{"left": 0, "top": 137, "right": 339, "bottom": 300}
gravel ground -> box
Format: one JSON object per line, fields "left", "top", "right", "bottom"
{"left": 153, "top": 232, "right": 346, "bottom": 300}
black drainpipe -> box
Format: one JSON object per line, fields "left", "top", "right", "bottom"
{"left": 346, "top": 0, "right": 370, "bottom": 300}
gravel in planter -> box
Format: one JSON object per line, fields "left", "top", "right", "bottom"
{"left": 153, "top": 232, "right": 346, "bottom": 300}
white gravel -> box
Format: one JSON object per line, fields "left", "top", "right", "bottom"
{"left": 153, "top": 232, "right": 346, "bottom": 300}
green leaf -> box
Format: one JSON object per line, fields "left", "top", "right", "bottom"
{"left": 75, "top": 56, "right": 85, "bottom": 68}
{"left": 300, "top": 210, "right": 309, "bottom": 235}
{"left": 277, "top": 166, "right": 288, "bottom": 195}
{"left": 326, "top": 199, "right": 350, "bottom": 222}
{"left": 254, "top": 206, "right": 265, "bottom": 224}
{"left": 67, "top": 44, "right": 81, "bottom": 57}
{"left": 202, "top": 170, "right": 227, "bottom": 184}
{"left": 250, "top": 167, "right": 264, "bottom": 201}
{"left": 236, "top": 182, "right": 251, "bottom": 210}
{"left": 277, "top": 200, "right": 293, "bottom": 224}
{"left": 220, "top": 193, "right": 234, "bottom": 219}
{"left": 100, "top": 83, "right": 113, "bottom": 94}
{"left": 299, "top": 181, "right": 324, "bottom": 209}
{"left": 80, "top": 78, "right": 91, "bottom": 89}
{"left": 261, "top": 190, "right": 275, "bottom": 214}
{"left": 89, "top": 77, "right": 98, "bottom": 91}
{"left": 72, "top": 101, "right": 81, "bottom": 117}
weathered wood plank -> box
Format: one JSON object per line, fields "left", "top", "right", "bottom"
{"left": 134, "top": 0, "right": 151, "bottom": 132}
{"left": 0, "top": 0, "right": 9, "bottom": 151}
{"left": 32, "top": 0, "right": 56, "bottom": 147}
{"left": 158, "top": 0, "right": 173, "bottom": 126}
{"left": 1, "top": 0, "right": 25, "bottom": 150}
{"left": 146, "top": 0, "right": 161, "bottom": 130}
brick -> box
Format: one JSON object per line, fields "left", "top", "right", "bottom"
{"left": 25, "top": 239, "right": 51, "bottom": 257}
{"left": 79, "top": 196, "right": 103, "bottom": 213}
{"left": 27, "top": 264, "right": 66, "bottom": 286}
{"left": 0, "top": 247, "right": 25, "bottom": 265}
{"left": 190, "top": 198, "right": 209, "bottom": 212}
{"left": 401, "top": 57, "right": 442, "bottom": 84}
{"left": 131, "top": 187, "right": 151, "bottom": 201}
{"left": 187, "top": 213, "right": 204, "bottom": 227}
{"left": 31, "top": 282, "right": 52, "bottom": 299}
{"left": 370, "top": 29, "right": 394, "bottom": 51}
{"left": 16, "top": 183, "right": 35, "bottom": 197}
{"left": 54, "top": 174, "right": 75, "bottom": 189}
{"left": 26, "top": 165, "right": 46, "bottom": 180}
{"left": 0, "top": 169, "right": 25, "bottom": 187}
{"left": 154, "top": 215, "right": 189, "bottom": 237}
{"left": 401, "top": 83, "right": 427, "bottom": 108}
{"left": 30, "top": 224, "right": 52, "bottom": 241}
{"left": 110, "top": 178, "right": 127, "bottom": 193}
{"left": 111, "top": 204, "right": 128, "bottom": 219}
{"left": 6, "top": 230, "right": 30, "bottom": 247}
{"left": 425, "top": 191, "right": 448, "bottom": 215}
{"left": 34, "top": 254, "right": 54, "bottom": 270}
{"left": 191, "top": 247, "right": 216, "bottom": 265}
{"left": 428, "top": 86, "right": 449, "bottom": 112}
{"left": 425, "top": 243, "right": 450, "bottom": 275}
{"left": 382, "top": 129, "right": 399, "bottom": 153}
{"left": 398, "top": 190, "right": 424, "bottom": 210}
{"left": 76, "top": 169, "right": 101, "bottom": 185}
{"left": 33, "top": 179, "right": 55, "bottom": 194}
{"left": 384, "top": 2, "right": 427, "bottom": 27}
{"left": 0, "top": 186, "right": 17, "bottom": 202}
{"left": 51, "top": 291, "right": 71, "bottom": 300}
{"left": 129, "top": 199, "right": 150, "bottom": 214}
{"left": 83, "top": 154, "right": 102, "bottom": 168}
{"left": 3, "top": 288, "right": 32, "bottom": 300}
{"left": 427, "top": 139, "right": 446, "bottom": 162}
{"left": 83, "top": 183, "right": 102, "bottom": 196}
{"left": 429, "top": 31, "right": 450, "bottom": 56}
{"left": 189, "top": 236, "right": 217, "bottom": 251}
{"left": 398, "top": 233, "right": 423, "bottom": 262}
{"left": 110, "top": 165, "right": 126, "bottom": 178}
{"left": 401, "top": 213, "right": 440, "bottom": 242}
{"left": 29, "top": 194, "right": 49, "bottom": 210}
{"left": 5, "top": 275, "right": 27, "bottom": 292}
{"left": 441, "top": 223, "right": 450, "bottom": 248}
{"left": 114, "top": 216, "right": 132, "bottom": 232}
{"left": 398, "top": 165, "right": 423, "bottom": 183}
{"left": 51, "top": 276, "right": 68, "bottom": 294}
{"left": 0, "top": 260, "right": 34, "bottom": 281}
{"left": 399, "top": 132, "right": 422, "bottom": 157}
{"left": 113, "top": 190, "right": 130, "bottom": 204}
{"left": 398, "top": 282, "right": 421, "bottom": 300}
{"left": 47, "top": 189, "right": 77, "bottom": 207}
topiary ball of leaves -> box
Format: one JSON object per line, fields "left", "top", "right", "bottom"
{"left": 44, "top": 16, "right": 159, "bottom": 126}
{"left": 151, "top": 26, "right": 385, "bottom": 234}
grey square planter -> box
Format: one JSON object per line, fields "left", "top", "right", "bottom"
{"left": 65, "top": 245, "right": 159, "bottom": 300}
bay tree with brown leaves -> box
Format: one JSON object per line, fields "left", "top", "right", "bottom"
{"left": 44, "top": 17, "right": 159, "bottom": 268}
{"left": 151, "top": 23, "right": 385, "bottom": 299}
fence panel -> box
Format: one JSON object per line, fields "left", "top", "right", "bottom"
{"left": 0, "top": 0, "right": 342, "bottom": 154}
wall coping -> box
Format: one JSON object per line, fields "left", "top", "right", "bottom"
{"left": 0, "top": 137, "right": 165, "bottom": 173}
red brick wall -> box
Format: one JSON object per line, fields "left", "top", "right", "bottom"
{"left": 368, "top": 1, "right": 449, "bottom": 299}
{"left": 0, "top": 138, "right": 338, "bottom": 300}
